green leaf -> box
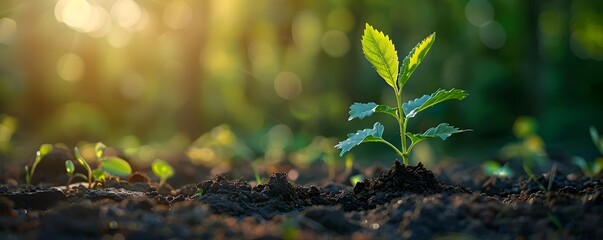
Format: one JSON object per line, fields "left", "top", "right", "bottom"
{"left": 152, "top": 159, "right": 174, "bottom": 181}
{"left": 39, "top": 144, "right": 54, "bottom": 157}
{"left": 91, "top": 169, "right": 106, "bottom": 181}
{"left": 572, "top": 157, "right": 589, "bottom": 175}
{"left": 399, "top": 32, "right": 436, "bottom": 89}
{"left": 590, "top": 127, "right": 603, "bottom": 154}
{"left": 335, "top": 122, "right": 384, "bottom": 156}
{"left": 65, "top": 160, "right": 75, "bottom": 175}
{"left": 74, "top": 173, "right": 88, "bottom": 181}
{"left": 413, "top": 123, "right": 470, "bottom": 141}
{"left": 402, "top": 89, "right": 468, "bottom": 118}
{"left": 100, "top": 157, "right": 132, "bottom": 177}
{"left": 74, "top": 147, "right": 91, "bottom": 172}
{"left": 95, "top": 142, "right": 107, "bottom": 159}
{"left": 348, "top": 102, "right": 397, "bottom": 121}
{"left": 361, "top": 23, "right": 399, "bottom": 89}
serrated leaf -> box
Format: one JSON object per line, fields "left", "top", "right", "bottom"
{"left": 95, "top": 142, "right": 106, "bottom": 159}
{"left": 74, "top": 147, "right": 91, "bottom": 172}
{"left": 65, "top": 160, "right": 75, "bottom": 175}
{"left": 101, "top": 157, "right": 132, "bottom": 177}
{"left": 402, "top": 89, "right": 468, "bottom": 118}
{"left": 415, "top": 123, "right": 470, "bottom": 140}
{"left": 335, "top": 122, "right": 384, "bottom": 156}
{"left": 348, "top": 102, "right": 397, "bottom": 121}
{"left": 399, "top": 32, "right": 436, "bottom": 89}
{"left": 152, "top": 159, "right": 174, "bottom": 180}
{"left": 361, "top": 23, "right": 399, "bottom": 89}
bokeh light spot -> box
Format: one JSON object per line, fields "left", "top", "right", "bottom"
{"left": 107, "top": 27, "right": 132, "bottom": 48}
{"left": 163, "top": 0, "right": 193, "bottom": 30}
{"left": 274, "top": 72, "right": 302, "bottom": 100}
{"left": 465, "top": 0, "right": 494, "bottom": 27}
{"left": 111, "top": 0, "right": 142, "bottom": 28}
{"left": 321, "top": 30, "right": 350, "bottom": 57}
{"left": 0, "top": 18, "right": 17, "bottom": 44}
{"left": 57, "top": 53, "right": 85, "bottom": 82}
{"left": 326, "top": 8, "right": 355, "bottom": 32}
{"left": 479, "top": 20, "right": 506, "bottom": 49}
{"left": 57, "top": 0, "right": 100, "bottom": 33}
{"left": 120, "top": 73, "right": 145, "bottom": 100}
{"left": 292, "top": 11, "right": 322, "bottom": 52}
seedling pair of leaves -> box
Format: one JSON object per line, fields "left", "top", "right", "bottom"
{"left": 335, "top": 24, "right": 470, "bottom": 165}
{"left": 572, "top": 127, "right": 603, "bottom": 177}
{"left": 24, "top": 144, "right": 54, "bottom": 186}
{"left": 66, "top": 142, "right": 132, "bottom": 188}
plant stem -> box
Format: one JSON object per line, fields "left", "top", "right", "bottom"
{"left": 365, "top": 138, "right": 405, "bottom": 159}
{"left": 394, "top": 90, "right": 408, "bottom": 165}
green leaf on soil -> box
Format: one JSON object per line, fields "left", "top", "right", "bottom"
{"left": 335, "top": 122, "right": 384, "bottom": 156}
{"left": 402, "top": 89, "right": 468, "bottom": 118}
{"left": 348, "top": 102, "right": 397, "bottom": 121}
{"left": 38, "top": 144, "right": 53, "bottom": 158}
{"left": 410, "top": 123, "right": 470, "bottom": 141}
{"left": 101, "top": 157, "right": 132, "bottom": 177}
{"left": 399, "top": 32, "right": 435, "bottom": 89}
{"left": 152, "top": 159, "right": 174, "bottom": 181}
{"left": 361, "top": 23, "right": 399, "bottom": 89}
{"left": 65, "top": 160, "right": 75, "bottom": 175}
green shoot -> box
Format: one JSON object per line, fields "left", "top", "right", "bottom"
{"left": 350, "top": 174, "right": 364, "bottom": 186}
{"left": 151, "top": 159, "right": 174, "bottom": 186}
{"left": 336, "top": 24, "right": 470, "bottom": 165}
{"left": 25, "top": 144, "right": 53, "bottom": 185}
{"left": 572, "top": 127, "right": 603, "bottom": 177}
{"left": 482, "top": 160, "right": 513, "bottom": 177}
{"left": 74, "top": 143, "right": 132, "bottom": 188}
{"left": 64, "top": 160, "right": 87, "bottom": 189}
{"left": 74, "top": 146, "right": 93, "bottom": 187}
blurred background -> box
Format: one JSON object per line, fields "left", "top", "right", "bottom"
{"left": 0, "top": 0, "right": 602, "bottom": 177}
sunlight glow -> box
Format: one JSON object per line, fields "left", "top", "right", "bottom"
{"left": 274, "top": 72, "right": 302, "bottom": 100}
{"left": 0, "top": 18, "right": 17, "bottom": 44}
{"left": 163, "top": 0, "right": 193, "bottom": 30}
{"left": 57, "top": 53, "right": 85, "bottom": 82}
{"left": 111, "top": 0, "right": 142, "bottom": 28}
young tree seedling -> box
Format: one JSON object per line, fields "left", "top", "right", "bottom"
{"left": 335, "top": 24, "right": 470, "bottom": 165}
{"left": 74, "top": 142, "right": 132, "bottom": 188}
{"left": 25, "top": 144, "right": 53, "bottom": 185}
{"left": 151, "top": 159, "right": 174, "bottom": 186}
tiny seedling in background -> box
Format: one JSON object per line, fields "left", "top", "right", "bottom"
{"left": 572, "top": 127, "right": 603, "bottom": 177}
{"left": 482, "top": 160, "right": 513, "bottom": 177}
{"left": 64, "top": 160, "right": 87, "bottom": 189}
{"left": 25, "top": 144, "right": 53, "bottom": 185}
{"left": 336, "top": 23, "right": 469, "bottom": 165}
{"left": 151, "top": 159, "right": 174, "bottom": 186}
{"left": 74, "top": 142, "right": 132, "bottom": 188}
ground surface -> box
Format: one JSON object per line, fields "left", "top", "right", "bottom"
{"left": 1, "top": 158, "right": 602, "bottom": 239}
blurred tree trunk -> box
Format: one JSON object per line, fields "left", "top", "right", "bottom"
{"left": 178, "top": 1, "right": 209, "bottom": 139}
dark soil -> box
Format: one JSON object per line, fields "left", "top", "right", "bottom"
{"left": 1, "top": 160, "right": 602, "bottom": 239}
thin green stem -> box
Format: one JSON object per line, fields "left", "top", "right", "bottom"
{"left": 394, "top": 90, "right": 408, "bottom": 164}
{"left": 365, "top": 138, "right": 405, "bottom": 159}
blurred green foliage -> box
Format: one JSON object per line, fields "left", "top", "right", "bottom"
{"left": 0, "top": 0, "right": 601, "bottom": 164}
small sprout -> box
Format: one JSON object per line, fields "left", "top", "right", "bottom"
{"left": 25, "top": 144, "right": 54, "bottom": 185}
{"left": 335, "top": 24, "right": 469, "bottom": 165}
{"left": 482, "top": 160, "right": 513, "bottom": 177}
{"left": 193, "top": 188, "right": 204, "bottom": 198}
{"left": 95, "top": 142, "right": 107, "bottom": 159}
{"left": 350, "top": 174, "right": 365, "bottom": 186}
{"left": 151, "top": 159, "right": 174, "bottom": 186}
{"left": 65, "top": 160, "right": 75, "bottom": 175}
{"left": 74, "top": 146, "right": 93, "bottom": 187}
{"left": 65, "top": 159, "right": 88, "bottom": 189}
{"left": 572, "top": 127, "right": 603, "bottom": 177}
